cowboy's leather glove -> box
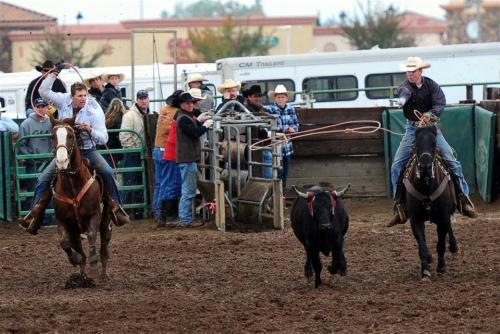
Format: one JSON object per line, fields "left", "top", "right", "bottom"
{"left": 421, "top": 112, "right": 438, "bottom": 125}
{"left": 202, "top": 119, "right": 214, "bottom": 129}
{"left": 276, "top": 132, "right": 288, "bottom": 144}
{"left": 197, "top": 111, "right": 212, "bottom": 123}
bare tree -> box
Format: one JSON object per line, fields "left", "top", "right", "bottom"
{"left": 32, "top": 29, "right": 106, "bottom": 68}
{"left": 340, "top": 1, "right": 415, "bottom": 49}
{"left": 188, "top": 16, "right": 273, "bottom": 62}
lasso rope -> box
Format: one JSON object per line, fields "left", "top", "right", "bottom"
{"left": 250, "top": 120, "right": 406, "bottom": 151}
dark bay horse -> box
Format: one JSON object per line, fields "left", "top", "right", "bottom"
{"left": 50, "top": 115, "right": 111, "bottom": 287}
{"left": 403, "top": 125, "right": 458, "bottom": 281}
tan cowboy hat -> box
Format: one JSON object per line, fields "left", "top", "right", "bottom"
{"left": 188, "top": 88, "right": 206, "bottom": 100}
{"left": 102, "top": 72, "right": 125, "bottom": 83}
{"left": 83, "top": 70, "right": 103, "bottom": 87}
{"left": 268, "top": 84, "right": 294, "bottom": 100}
{"left": 185, "top": 73, "right": 207, "bottom": 85}
{"left": 217, "top": 79, "right": 241, "bottom": 94}
{"left": 400, "top": 57, "right": 431, "bottom": 72}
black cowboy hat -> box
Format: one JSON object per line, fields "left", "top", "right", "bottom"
{"left": 242, "top": 85, "right": 263, "bottom": 98}
{"left": 165, "top": 90, "right": 184, "bottom": 106}
{"left": 35, "top": 60, "right": 55, "bottom": 73}
{"left": 171, "top": 92, "right": 196, "bottom": 108}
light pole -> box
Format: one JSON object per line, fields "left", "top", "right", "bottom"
{"left": 278, "top": 25, "right": 292, "bottom": 54}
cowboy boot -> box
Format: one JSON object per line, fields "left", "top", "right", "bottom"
{"left": 110, "top": 201, "right": 130, "bottom": 226}
{"left": 459, "top": 194, "right": 478, "bottom": 218}
{"left": 164, "top": 199, "right": 179, "bottom": 227}
{"left": 387, "top": 203, "right": 408, "bottom": 227}
{"left": 156, "top": 200, "right": 168, "bottom": 228}
{"left": 387, "top": 178, "right": 408, "bottom": 227}
{"left": 19, "top": 188, "right": 52, "bottom": 235}
{"left": 449, "top": 174, "right": 478, "bottom": 218}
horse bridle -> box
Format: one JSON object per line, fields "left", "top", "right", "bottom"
{"left": 53, "top": 124, "right": 79, "bottom": 174}
{"left": 416, "top": 151, "right": 435, "bottom": 180}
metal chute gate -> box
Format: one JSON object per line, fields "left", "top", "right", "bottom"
{"left": 198, "top": 100, "right": 284, "bottom": 232}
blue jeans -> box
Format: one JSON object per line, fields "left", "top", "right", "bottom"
{"left": 152, "top": 148, "right": 182, "bottom": 218}
{"left": 262, "top": 148, "right": 273, "bottom": 179}
{"left": 33, "top": 149, "right": 122, "bottom": 207}
{"left": 279, "top": 155, "right": 292, "bottom": 188}
{"left": 390, "top": 124, "right": 469, "bottom": 198}
{"left": 152, "top": 147, "right": 165, "bottom": 217}
{"left": 178, "top": 162, "right": 198, "bottom": 224}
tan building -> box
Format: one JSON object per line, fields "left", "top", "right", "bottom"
{"left": 6, "top": 3, "right": 451, "bottom": 73}
{"left": 9, "top": 16, "right": 316, "bottom": 72}
{"left": 0, "top": 1, "right": 56, "bottom": 72}
{"left": 313, "top": 12, "right": 447, "bottom": 52}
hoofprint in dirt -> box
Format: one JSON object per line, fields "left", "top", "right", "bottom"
{"left": 0, "top": 196, "right": 498, "bottom": 333}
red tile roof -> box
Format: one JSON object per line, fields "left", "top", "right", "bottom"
{"left": 122, "top": 16, "right": 318, "bottom": 29}
{"left": 0, "top": 1, "right": 55, "bottom": 27}
{"left": 8, "top": 24, "right": 130, "bottom": 41}
{"left": 399, "top": 12, "right": 447, "bottom": 34}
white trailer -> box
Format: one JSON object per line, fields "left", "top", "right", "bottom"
{"left": 0, "top": 63, "right": 218, "bottom": 119}
{"left": 216, "top": 42, "right": 500, "bottom": 108}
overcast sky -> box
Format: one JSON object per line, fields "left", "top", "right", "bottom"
{"left": 7, "top": 0, "right": 450, "bottom": 25}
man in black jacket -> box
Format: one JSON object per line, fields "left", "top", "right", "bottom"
{"left": 388, "top": 57, "right": 477, "bottom": 227}
{"left": 25, "top": 60, "right": 66, "bottom": 116}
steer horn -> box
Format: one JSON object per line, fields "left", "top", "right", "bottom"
{"left": 335, "top": 183, "right": 351, "bottom": 197}
{"left": 292, "top": 185, "right": 310, "bottom": 199}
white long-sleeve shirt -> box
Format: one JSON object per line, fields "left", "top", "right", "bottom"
{"left": 39, "top": 76, "right": 108, "bottom": 149}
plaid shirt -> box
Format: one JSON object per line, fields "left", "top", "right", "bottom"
{"left": 266, "top": 103, "right": 299, "bottom": 157}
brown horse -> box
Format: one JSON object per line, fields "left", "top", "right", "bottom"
{"left": 50, "top": 115, "right": 112, "bottom": 287}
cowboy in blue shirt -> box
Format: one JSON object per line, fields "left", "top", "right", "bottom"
{"left": 388, "top": 57, "right": 477, "bottom": 227}
{"left": 266, "top": 85, "right": 299, "bottom": 188}
{"left": 19, "top": 72, "right": 130, "bottom": 235}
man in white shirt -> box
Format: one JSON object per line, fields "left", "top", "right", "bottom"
{"left": 19, "top": 72, "right": 129, "bottom": 235}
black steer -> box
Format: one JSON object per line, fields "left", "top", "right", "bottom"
{"left": 291, "top": 185, "right": 350, "bottom": 288}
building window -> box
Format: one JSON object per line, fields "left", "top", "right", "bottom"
{"left": 241, "top": 79, "right": 295, "bottom": 105}
{"left": 365, "top": 72, "right": 406, "bottom": 99}
{"left": 302, "top": 75, "right": 358, "bottom": 102}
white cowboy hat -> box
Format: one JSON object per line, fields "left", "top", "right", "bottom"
{"left": 400, "top": 57, "right": 431, "bottom": 72}
{"left": 185, "top": 73, "right": 207, "bottom": 85}
{"left": 188, "top": 88, "right": 206, "bottom": 100}
{"left": 217, "top": 79, "right": 241, "bottom": 94}
{"left": 268, "top": 84, "right": 294, "bottom": 100}
{"left": 83, "top": 70, "right": 103, "bottom": 87}
{"left": 102, "top": 72, "right": 125, "bottom": 83}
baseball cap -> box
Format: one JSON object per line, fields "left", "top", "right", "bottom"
{"left": 137, "top": 90, "right": 149, "bottom": 99}
{"left": 34, "top": 98, "right": 48, "bottom": 107}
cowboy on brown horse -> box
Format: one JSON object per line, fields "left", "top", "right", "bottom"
{"left": 50, "top": 115, "right": 113, "bottom": 284}
{"left": 19, "top": 71, "right": 129, "bottom": 234}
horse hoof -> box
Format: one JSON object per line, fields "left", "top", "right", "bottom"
{"left": 69, "top": 252, "right": 84, "bottom": 266}
{"left": 437, "top": 266, "right": 446, "bottom": 274}
{"left": 88, "top": 266, "right": 99, "bottom": 280}
{"left": 421, "top": 276, "right": 432, "bottom": 283}
{"left": 421, "top": 269, "right": 432, "bottom": 282}
{"left": 449, "top": 244, "right": 458, "bottom": 254}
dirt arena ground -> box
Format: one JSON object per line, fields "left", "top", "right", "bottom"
{"left": 0, "top": 196, "right": 498, "bottom": 333}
